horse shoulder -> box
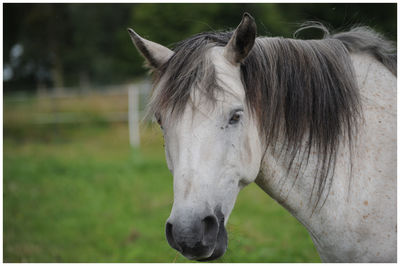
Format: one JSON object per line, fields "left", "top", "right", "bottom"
{"left": 338, "top": 52, "right": 397, "bottom": 262}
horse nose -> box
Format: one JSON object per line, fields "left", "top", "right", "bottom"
{"left": 165, "top": 221, "right": 181, "bottom": 252}
{"left": 201, "top": 215, "right": 219, "bottom": 245}
{"left": 165, "top": 215, "right": 219, "bottom": 259}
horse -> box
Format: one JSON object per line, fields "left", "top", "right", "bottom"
{"left": 128, "top": 13, "right": 396, "bottom": 262}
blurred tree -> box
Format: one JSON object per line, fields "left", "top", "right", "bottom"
{"left": 4, "top": 3, "right": 133, "bottom": 92}
{"left": 3, "top": 3, "right": 396, "bottom": 94}
{"left": 4, "top": 4, "right": 71, "bottom": 92}
{"left": 66, "top": 4, "right": 132, "bottom": 88}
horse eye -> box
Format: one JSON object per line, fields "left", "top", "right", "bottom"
{"left": 229, "top": 112, "right": 242, "bottom": 125}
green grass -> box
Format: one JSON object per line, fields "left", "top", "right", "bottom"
{"left": 3, "top": 96, "right": 320, "bottom": 262}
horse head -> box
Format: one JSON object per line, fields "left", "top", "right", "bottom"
{"left": 128, "top": 13, "right": 263, "bottom": 261}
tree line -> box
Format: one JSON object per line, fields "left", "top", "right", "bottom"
{"left": 4, "top": 3, "right": 396, "bottom": 93}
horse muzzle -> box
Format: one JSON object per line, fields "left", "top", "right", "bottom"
{"left": 165, "top": 210, "right": 228, "bottom": 261}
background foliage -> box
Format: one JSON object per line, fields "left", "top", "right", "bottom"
{"left": 4, "top": 3, "right": 397, "bottom": 93}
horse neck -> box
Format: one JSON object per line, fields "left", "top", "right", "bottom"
{"left": 253, "top": 50, "right": 396, "bottom": 221}
{"left": 254, "top": 53, "right": 397, "bottom": 262}
{"left": 254, "top": 137, "right": 351, "bottom": 227}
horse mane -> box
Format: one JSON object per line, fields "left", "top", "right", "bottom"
{"left": 330, "top": 26, "right": 397, "bottom": 76}
{"left": 147, "top": 24, "right": 396, "bottom": 210}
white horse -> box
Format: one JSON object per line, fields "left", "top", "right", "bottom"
{"left": 128, "top": 13, "right": 396, "bottom": 262}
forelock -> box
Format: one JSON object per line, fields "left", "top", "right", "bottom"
{"left": 146, "top": 31, "right": 233, "bottom": 120}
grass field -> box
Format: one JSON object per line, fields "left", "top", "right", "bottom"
{"left": 3, "top": 94, "right": 320, "bottom": 262}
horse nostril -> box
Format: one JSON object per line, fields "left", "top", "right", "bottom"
{"left": 166, "top": 221, "right": 181, "bottom": 252}
{"left": 202, "top": 215, "right": 219, "bottom": 245}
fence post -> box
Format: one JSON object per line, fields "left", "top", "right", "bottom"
{"left": 128, "top": 85, "right": 140, "bottom": 149}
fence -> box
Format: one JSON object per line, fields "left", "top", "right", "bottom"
{"left": 3, "top": 79, "right": 153, "bottom": 148}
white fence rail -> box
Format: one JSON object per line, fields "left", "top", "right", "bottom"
{"left": 4, "top": 80, "right": 153, "bottom": 149}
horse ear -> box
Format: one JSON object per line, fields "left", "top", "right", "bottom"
{"left": 224, "top": 13, "right": 257, "bottom": 65}
{"left": 127, "top": 28, "right": 174, "bottom": 69}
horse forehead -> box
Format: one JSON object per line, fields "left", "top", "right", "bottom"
{"left": 208, "top": 47, "right": 245, "bottom": 99}
{"left": 182, "top": 47, "right": 245, "bottom": 118}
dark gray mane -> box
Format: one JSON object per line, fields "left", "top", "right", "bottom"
{"left": 147, "top": 25, "right": 396, "bottom": 210}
